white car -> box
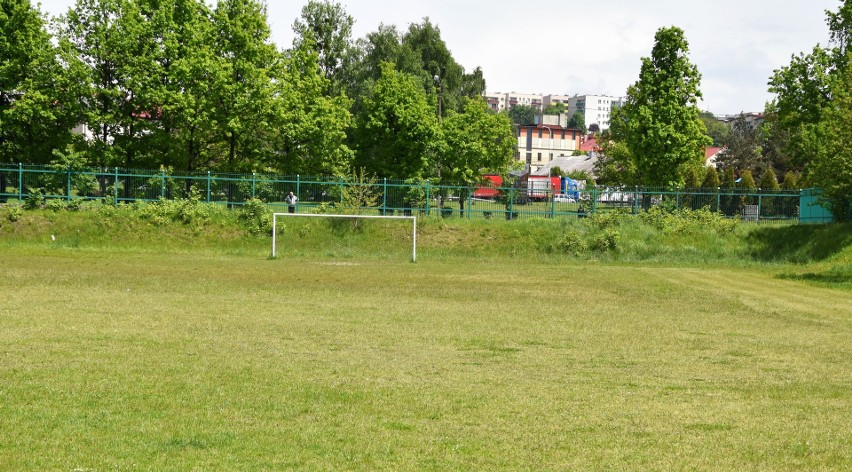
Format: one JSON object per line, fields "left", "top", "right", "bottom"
{"left": 553, "top": 194, "right": 576, "bottom": 203}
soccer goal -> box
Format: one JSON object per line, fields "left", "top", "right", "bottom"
{"left": 272, "top": 213, "right": 417, "bottom": 262}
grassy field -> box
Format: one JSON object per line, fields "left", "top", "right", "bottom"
{"left": 1, "top": 205, "right": 850, "bottom": 469}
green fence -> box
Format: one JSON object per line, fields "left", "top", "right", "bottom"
{"left": 0, "top": 163, "right": 808, "bottom": 222}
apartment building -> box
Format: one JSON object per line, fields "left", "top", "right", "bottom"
{"left": 485, "top": 91, "right": 544, "bottom": 112}
{"left": 516, "top": 123, "right": 582, "bottom": 173}
{"left": 565, "top": 94, "right": 625, "bottom": 131}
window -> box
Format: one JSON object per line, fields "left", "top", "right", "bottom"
{"left": 537, "top": 153, "right": 542, "bottom": 161}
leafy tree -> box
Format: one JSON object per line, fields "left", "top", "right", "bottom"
{"left": 292, "top": 0, "right": 353, "bottom": 87}
{"left": 507, "top": 104, "right": 536, "bottom": 125}
{"left": 758, "top": 168, "right": 780, "bottom": 191}
{"left": 683, "top": 166, "right": 703, "bottom": 189}
{"left": 212, "top": 0, "right": 280, "bottom": 172}
{"left": 438, "top": 98, "right": 515, "bottom": 215}
{"left": 353, "top": 62, "right": 438, "bottom": 179}
{"left": 716, "top": 114, "right": 766, "bottom": 174}
{"left": 271, "top": 41, "right": 353, "bottom": 175}
{"left": 550, "top": 166, "right": 564, "bottom": 177}
{"left": 615, "top": 26, "right": 710, "bottom": 187}
{"left": 699, "top": 111, "right": 729, "bottom": 146}
{"left": 702, "top": 166, "right": 720, "bottom": 188}
{"left": 781, "top": 171, "right": 800, "bottom": 190}
{"left": 543, "top": 102, "right": 564, "bottom": 115}
{"left": 722, "top": 167, "right": 736, "bottom": 189}
{"left": 740, "top": 170, "right": 756, "bottom": 190}
{"left": 566, "top": 111, "right": 586, "bottom": 134}
{"left": 808, "top": 61, "right": 852, "bottom": 220}
{"left": 588, "top": 123, "right": 600, "bottom": 134}
{"left": 0, "top": 0, "right": 81, "bottom": 164}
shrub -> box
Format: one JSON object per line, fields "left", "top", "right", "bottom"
{"left": 239, "top": 198, "right": 272, "bottom": 235}
{"left": 46, "top": 199, "right": 67, "bottom": 212}
{"left": 4, "top": 205, "right": 23, "bottom": 222}
{"left": 593, "top": 228, "right": 620, "bottom": 252}
{"left": 23, "top": 189, "right": 45, "bottom": 210}
{"left": 548, "top": 230, "right": 587, "bottom": 256}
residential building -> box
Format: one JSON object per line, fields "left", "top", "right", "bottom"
{"left": 565, "top": 94, "right": 625, "bottom": 131}
{"left": 486, "top": 91, "right": 545, "bottom": 112}
{"left": 516, "top": 123, "right": 582, "bottom": 173}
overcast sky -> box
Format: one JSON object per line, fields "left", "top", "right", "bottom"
{"left": 37, "top": 0, "right": 839, "bottom": 115}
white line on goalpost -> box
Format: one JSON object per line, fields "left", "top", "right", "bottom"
{"left": 272, "top": 213, "right": 417, "bottom": 262}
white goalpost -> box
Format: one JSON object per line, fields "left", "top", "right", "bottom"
{"left": 272, "top": 213, "right": 417, "bottom": 262}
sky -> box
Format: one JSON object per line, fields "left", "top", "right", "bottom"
{"left": 36, "top": 0, "right": 840, "bottom": 115}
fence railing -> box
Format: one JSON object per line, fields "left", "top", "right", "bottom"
{"left": 0, "top": 163, "right": 807, "bottom": 222}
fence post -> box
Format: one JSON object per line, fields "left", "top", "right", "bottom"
{"left": 550, "top": 189, "right": 555, "bottom": 219}
{"left": 716, "top": 188, "right": 720, "bottom": 212}
{"left": 252, "top": 172, "right": 256, "bottom": 198}
{"left": 206, "top": 171, "right": 211, "bottom": 203}
{"left": 509, "top": 187, "right": 514, "bottom": 218}
{"left": 676, "top": 189, "right": 680, "bottom": 210}
{"left": 18, "top": 162, "right": 23, "bottom": 201}
{"left": 296, "top": 175, "right": 301, "bottom": 209}
{"left": 633, "top": 186, "right": 638, "bottom": 214}
{"left": 592, "top": 187, "right": 597, "bottom": 215}
{"left": 114, "top": 167, "right": 118, "bottom": 206}
{"left": 161, "top": 169, "right": 165, "bottom": 198}
{"left": 425, "top": 180, "right": 430, "bottom": 215}
{"left": 382, "top": 178, "right": 387, "bottom": 214}
{"left": 66, "top": 166, "right": 72, "bottom": 202}
{"left": 758, "top": 189, "right": 762, "bottom": 222}
{"left": 339, "top": 176, "right": 344, "bottom": 204}
{"left": 468, "top": 187, "right": 473, "bottom": 219}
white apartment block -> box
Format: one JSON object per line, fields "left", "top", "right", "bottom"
{"left": 485, "top": 91, "right": 544, "bottom": 112}
{"left": 565, "top": 94, "right": 625, "bottom": 131}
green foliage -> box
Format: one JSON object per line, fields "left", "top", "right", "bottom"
{"left": 702, "top": 167, "right": 721, "bottom": 188}
{"left": 239, "top": 198, "right": 272, "bottom": 235}
{"left": 808, "top": 61, "right": 852, "bottom": 221}
{"left": 550, "top": 166, "right": 564, "bottom": 177}
{"left": 3, "top": 203, "right": 23, "bottom": 222}
{"left": 699, "top": 111, "right": 729, "bottom": 146}
{"left": 759, "top": 168, "right": 780, "bottom": 190}
{"left": 682, "top": 166, "right": 704, "bottom": 189}
{"left": 507, "top": 104, "right": 536, "bottom": 125}
{"left": 722, "top": 167, "right": 736, "bottom": 189}
{"left": 639, "top": 205, "right": 738, "bottom": 234}
{"left": 592, "top": 228, "right": 620, "bottom": 252}
{"left": 740, "top": 170, "right": 756, "bottom": 190}
{"left": 354, "top": 62, "right": 438, "bottom": 179}
{"left": 291, "top": 0, "right": 354, "bottom": 83}
{"left": 781, "top": 171, "right": 800, "bottom": 190}
{"left": 615, "top": 27, "right": 711, "bottom": 187}
{"left": 716, "top": 114, "right": 766, "bottom": 174}
{"left": 45, "top": 199, "right": 66, "bottom": 212}
{"left": 567, "top": 111, "right": 587, "bottom": 134}
{"left": 23, "top": 188, "right": 44, "bottom": 210}
{"left": 547, "top": 230, "right": 587, "bottom": 256}
{"left": 438, "top": 98, "right": 515, "bottom": 187}
{"left": 136, "top": 192, "right": 223, "bottom": 227}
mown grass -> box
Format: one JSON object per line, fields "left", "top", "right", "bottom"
{"left": 0, "top": 203, "right": 850, "bottom": 469}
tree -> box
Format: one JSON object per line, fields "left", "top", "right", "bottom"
{"left": 0, "top": 0, "right": 81, "bottom": 164}
{"left": 212, "top": 0, "right": 280, "bottom": 172}
{"left": 808, "top": 61, "right": 852, "bottom": 220}
{"left": 353, "top": 62, "right": 438, "bottom": 179}
{"left": 615, "top": 26, "right": 710, "bottom": 187}
{"left": 702, "top": 166, "right": 720, "bottom": 188}
{"left": 716, "top": 114, "right": 766, "bottom": 174}
{"left": 507, "top": 104, "right": 536, "bottom": 125}
{"left": 699, "top": 111, "right": 728, "bottom": 147}
{"left": 270, "top": 41, "right": 353, "bottom": 175}
{"left": 567, "top": 111, "right": 587, "bottom": 134}
{"left": 292, "top": 0, "right": 353, "bottom": 88}
{"left": 438, "top": 98, "right": 515, "bottom": 215}
{"left": 588, "top": 123, "right": 600, "bottom": 134}
{"left": 543, "top": 102, "right": 564, "bottom": 115}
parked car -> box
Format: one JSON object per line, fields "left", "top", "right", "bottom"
{"left": 553, "top": 194, "right": 576, "bottom": 203}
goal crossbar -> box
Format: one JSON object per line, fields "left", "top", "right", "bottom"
{"left": 272, "top": 213, "right": 417, "bottom": 262}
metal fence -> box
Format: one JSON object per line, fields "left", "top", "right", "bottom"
{"left": 0, "top": 163, "right": 808, "bottom": 222}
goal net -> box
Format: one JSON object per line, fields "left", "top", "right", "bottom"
{"left": 271, "top": 213, "right": 417, "bottom": 262}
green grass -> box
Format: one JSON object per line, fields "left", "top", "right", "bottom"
{"left": 1, "top": 205, "right": 851, "bottom": 469}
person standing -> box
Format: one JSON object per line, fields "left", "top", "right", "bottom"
{"left": 286, "top": 191, "right": 298, "bottom": 213}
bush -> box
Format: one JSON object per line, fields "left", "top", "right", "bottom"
{"left": 4, "top": 205, "right": 23, "bottom": 222}
{"left": 23, "top": 189, "right": 45, "bottom": 210}
{"left": 239, "top": 198, "right": 272, "bottom": 235}
{"left": 593, "top": 228, "right": 620, "bottom": 252}
{"left": 45, "top": 199, "right": 67, "bottom": 212}
{"left": 548, "top": 230, "right": 587, "bottom": 256}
